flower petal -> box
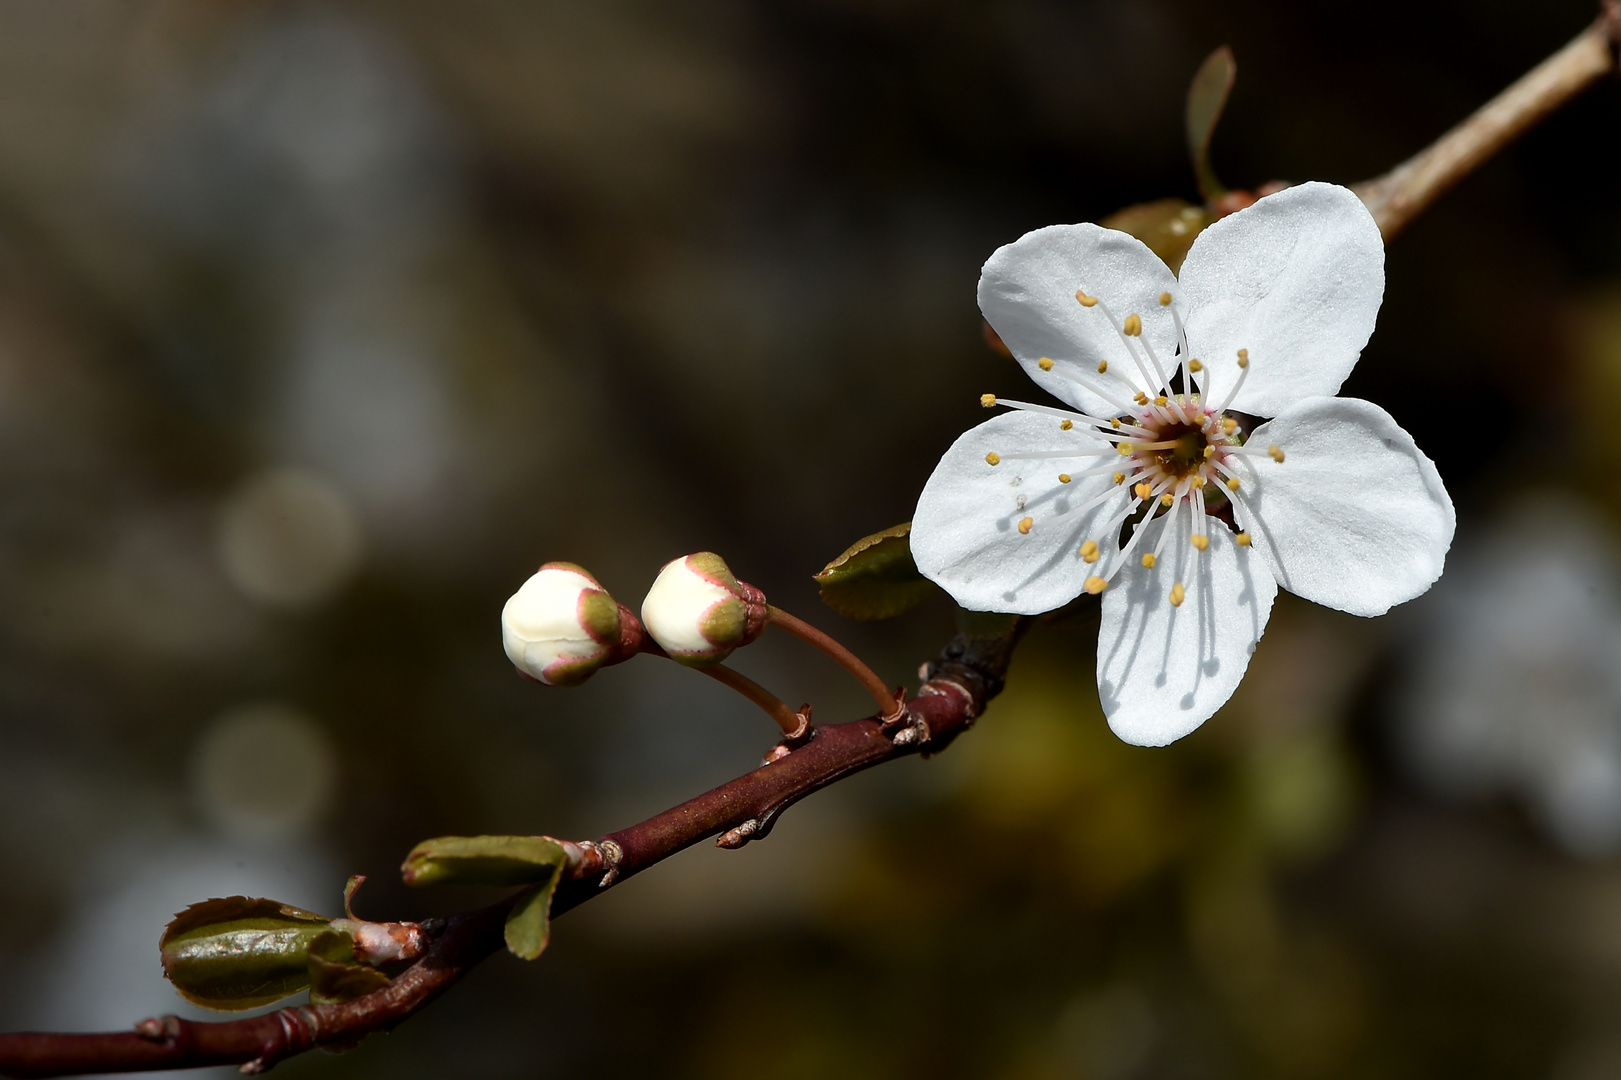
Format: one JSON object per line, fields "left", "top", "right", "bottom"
{"left": 1098, "top": 520, "right": 1277, "bottom": 746}
{"left": 1178, "top": 182, "right": 1384, "bottom": 417}
{"left": 1234, "top": 396, "right": 1454, "bottom": 617}
{"left": 979, "top": 224, "right": 1180, "bottom": 418}
{"left": 912, "top": 411, "right": 1130, "bottom": 614}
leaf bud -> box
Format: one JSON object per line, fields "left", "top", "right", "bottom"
{"left": 640, "top": 552, "right": 768, "bottom": 666}
{"left": 501, "top": 562, "right": 642, "bottom": 686}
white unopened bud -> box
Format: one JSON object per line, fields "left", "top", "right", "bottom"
{"left": 501, "top": 562, "right": 638, "bottom": 687}
{"left": 640, "top": 552, "right": 768, "bottom": 667}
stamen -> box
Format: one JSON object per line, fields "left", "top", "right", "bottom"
{"left": 1142, "top": 553, "right": 1157, "bottom": 568}
{"left": 1122, "top": 314, "right": 1142, "bottom": 336}
{"left": 1214, "top": 348, "right": 1253, "bottom": 414}
{"left": 1075, "top": 290, "right": 1099, "bottom": 308}
{"left": 1038, "top": 358, "right": 1055, "bottom": 371}
{"left": 1158, "top": 291, "right": 1172, "bottom": 306}
{"left": 1268, "top": 445, "right": 1286, "bottom": 463}
{"left": 1096, "top": 360, "right": 1108, "bottom": 374}
{"left": 1058, "top": 473, "right": 1072, "bottom": 484}
{"left": 1060, "top": 420, "right": 1073, "bottom": 430}
{"left": 1225, "top": 477, "right": 1240, "bottom": 491}
{"left": 1018, "top": 517, "right": 1033, "bottom": 534}
{"left": 1084, "top": 575, "right": 1108, "bottom": 593}
{"left": 1154, "top": 395, "right": 1168, "bottom": 407}
{"left": 1113, "top": 472, "right": 1125, "bottom": 484}
{"left": 1191, "top": 534, "right": 1209, "bottom": 551}
{"left": 1223, "top": 417, "right": 1238, "bottom": 435}
{"left": 1187, "top": 359, "right": 1203, "bottom": 372}
{"left": 1236, "top": 532, "right": 1252, "bottom": 546}
{"left": 1169, "top": 582, "right": 1186, "bottom": 607}
{"left": 985, "top": 452, "right": 1001, "bottom": 466}
{"left": 981, "top": 393, "right": 996, "bottom": 407}
{"left": 1080, "top": 539, "right": 1099, "bottom": 563}
{"left": 1133, "top": 481, "right": 1153, "bottom": 499}
{"left": 1160, "top": 493, "right": 1174, "bottom": 507}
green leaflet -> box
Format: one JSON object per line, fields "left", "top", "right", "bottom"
{"left": 400, "top": 834, "right": 570, "bottom": 962}
{"left": 1186, "top": 45, "right": 1237, "bottom": 202}
{"left": 814, "top": 523, "right": 937, "bottom": 620}
{"left": 307, "top": 930, "right": 392, "bottom": 1005}
{"left": 159, "top": 897, "right": 333, "bottom": 1011}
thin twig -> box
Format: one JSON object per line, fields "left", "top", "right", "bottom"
{"left": 1354, "top": 2, "right": 1621, "bottom": 240}
{"left": 0, "top": 625, "right": 1026, "bottom": 1078}
{"left": 766, "top": 606, "right": 906, "bottom": 722}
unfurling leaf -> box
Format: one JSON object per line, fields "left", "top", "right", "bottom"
{"left": 400, "top": 835, "right": 571, "bottom": 962}
{"left": 815, "top": 523, "right": 937, "bottom": 620}
{"left": 503, "top": 861, "right": 566, "bottom": 961}
{"left": 401, "top": 834, "right": 570, "bottom": 888}
{"left": 1186, "top": 45, "right": 1236, "bottom": 202}
{"left": 160, "top": 897, "right": 333, "bottom": 1010}
{"left": 307, "top": 930, "right": 392, "bottom": 1005}
{"left": 1100, "top": 199, "right": 1211, "bottom": 275}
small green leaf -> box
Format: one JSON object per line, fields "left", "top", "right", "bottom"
{"left": 1100, "top": 199, "right": 1211, "bottom": 275}
{"left": 503, "top": 861, "right": 566, "bottom": 961}
{"left": 814, "top": 523, "right": 937, "bottom": 620}
{"left": 306, "top": 931, "right": 392, "bottom": 1005}
{"left": 160, "top": 897, "right": 333, "bottom": 1011}
{"left": 401, "top": 835, "right": 570, "bottom": 888}
{"left": 1186, "top": 45, "right": 1236, "bottom": 203}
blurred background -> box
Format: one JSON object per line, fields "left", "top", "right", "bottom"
{"left": 0, "top": 1, "right": 1619, "bottom": 1077}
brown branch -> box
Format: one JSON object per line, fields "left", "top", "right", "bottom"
{"left": 1354, "top": 1, "right": 1621, "bottom": 240}
{"left": 0, "top": 623, "right": 1026, "bottom": 1078}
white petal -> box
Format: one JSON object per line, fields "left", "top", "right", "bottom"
{"left": 979, "top": 224, "right": 1180, "bottom": 417}
{"left": 912, "top": 411, "right": 1130, "bottom": 614}
{"left": 1178, "top": 182, "right": 1384, "bottom": 417}
{"left": 1098, "top": 520, "right": 1277, "bottom": 746}
{"left": 1235, "top": 396, "right": 1455, "bottom": 617}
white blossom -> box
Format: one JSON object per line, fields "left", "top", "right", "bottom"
{"left": 640, "top": 552, "right": 767, "bottom": 666}
{"left": 913, "top": 182, "right": 1454, "bottom": 745}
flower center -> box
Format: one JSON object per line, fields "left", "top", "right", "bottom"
{"left": 980, "top": 286, "right": 1291, "bottom": 609}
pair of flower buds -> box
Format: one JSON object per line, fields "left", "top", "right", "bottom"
{"left": 500, "top": 553, "right": 768, "bottom": 686}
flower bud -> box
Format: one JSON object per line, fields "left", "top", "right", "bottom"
{"left": 640, "top": 552, "right": 768, "bottom": 666}
{"left": 501, "top": 562, "right": 639, "bottom": 687}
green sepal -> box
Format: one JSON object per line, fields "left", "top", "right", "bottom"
{"left": 159, "top": 897, "right": 333, "bottom": 1011}
{"left": 814, "top": 522, "right": 937, "bottom": 620}
{"left": 1185, "top": 45, "right": 1236, "bottom": 202}
{"left": 1100, "top": 199, "right": 1211, "bottom": 275}
{"left": 401, "top": 834, "right": 570, "bottom": 888}
{"left": 306, "top": 930, "right": 392, "bottom": 1005}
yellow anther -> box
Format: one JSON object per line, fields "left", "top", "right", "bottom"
{"left": 1083, "top": 575, "right": 1108, "bottom": 594}
{"left": 1080, "top": 539, "right": 1099, "bottom": 563}
{"left": 1202, "top": 445, "right": 1216, "bottom": 459}
{"left": 1117, "top": 442, "right": 1133, "bottom": 456}
{"left": 980, "top": 393, "right": 996, "bottom": 408}
{"left": 1038, "top": 357, "right": 1054, "bottom": 371}
{"left": 1237, "top": 348, "right": 1250, "bottom": 369}
{"left": 1017, "top": 516, "right": 1034, "bottom": 534}
{"left": 1222, "top": 417, "right": 1238, "bottom": 435}
{"left": 1160, "top": 493, "right": 1174, "bottom": 507}
{"left": 1192, "top": 475, "right": 1207, "bottom": 488}
{"left": 1226, "top": 477, "right": 1240, "bottom": 491}
{"left": 1154, "top": 395, "right": 1168, "bottom": 407}
{"left": 1141, "top": 553, "right": 1156, "bottom": 569}
{"left": 985, "top": 452, "right": 1001, "bottom": 466}
{"left": 1235, "top": 532, "right": 1252, "bottom": 547}
{"left": 1110, "top": 418, "right": 1121, "bottom": 428}
{"left": 1076, "top": 289, "right": 1099, "bottom": 308}
{"left": 1188, "top": 359, "right": 1203, "bottom": 372}
{"left": 1191, "top": 534, "right": 1209, "bottom": 551}
{"left": 1058, "top": 473, "right": 1072, "bottom": 484}
{"left": 1133, "top": 482, "right": 1153, "bottom": 499}
{"left": 1169, "top": 582, "right": 1186, "bottom": 607}
{"left": 1113, "top": 472, "right": 1125, "bottom": 485}
{"left": 1134, "top": 391, "right": 1149, "bottom": 405}
{"left": 1268, "top": 444, "right": 1285, "bottom": 463}
{"left": 1122, "top": 314, "right": 1143, "bottom": 336}
{"left": 1096, "top": 360, "right": 1108, "bottom": 374}
{"left": 1060, "top": 419, "right": 1074, "bottom": 430}
{"left": 1158, "top": 291, "right": 1172, "bottom": 306}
